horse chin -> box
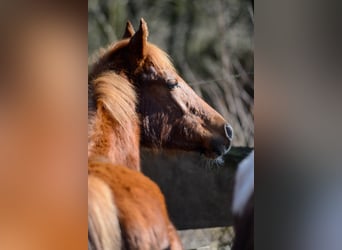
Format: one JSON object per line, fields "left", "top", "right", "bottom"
{"left": 216, "top": 145, "right": 232, "bottom": 165}
{"left": 203, "top": 143, "right": 232, "bottom": 166}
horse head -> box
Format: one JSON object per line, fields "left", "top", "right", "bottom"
{"left": 93, "top": 19, "right": 234, "bottom": 161}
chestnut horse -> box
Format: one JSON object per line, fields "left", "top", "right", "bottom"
{"left": 88, "top": 19, "right": 233, "bottom": 249}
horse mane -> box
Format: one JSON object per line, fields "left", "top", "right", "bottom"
{"left": 90, "top": 39, "right": 176, "bottom": 80}
{"left": 89, "top": 72, "right": 137, "bottom": 129}
{"left": 143, "top": 43, "right": 176, "bottom": 72}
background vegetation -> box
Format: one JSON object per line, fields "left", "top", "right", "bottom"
{"left": 88, "top": 0, "right": 254, "bottom": 146}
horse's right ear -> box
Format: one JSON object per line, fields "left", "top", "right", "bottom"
{"left": 122, "top": 21, "right": 135, "bottom": 39}
{"left": 128, "top": 18, "right": 148, "bottom": 60}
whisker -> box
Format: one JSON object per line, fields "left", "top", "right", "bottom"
{"left": 199, "top": 155, "right": 225, "bottom": 172}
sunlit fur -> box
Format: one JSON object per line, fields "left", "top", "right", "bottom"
{"left": 88, "top": 175, "right": 121, "bottom": 250}
{"left": 88, "top": 72, "right": 141, "bottom": 170}
{"left": 92, "top": 72, "right": 137, "bottom": 128}
{"left": 89, "top": 159, "right": 182, "bottom": 250}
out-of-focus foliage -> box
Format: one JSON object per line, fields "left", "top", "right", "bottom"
{"left": 88, "top": 0, "right": 254, "bottom": 146}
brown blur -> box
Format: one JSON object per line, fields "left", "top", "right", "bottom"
{"left": 0, "top": 3, "right": 87, "bottom": 250}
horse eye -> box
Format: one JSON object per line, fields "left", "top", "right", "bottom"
{"left": 166, "top": 79, "right": 178, "bottom": 90}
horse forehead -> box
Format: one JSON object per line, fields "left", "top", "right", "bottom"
{"left": 163, "top": 70, "right": 177, "bottom": 79}
{"left": 141, "top": 65, "right": 176, "bottom": 79}
{"left": 156, "top": 68, "right": 179, "bottom": 80}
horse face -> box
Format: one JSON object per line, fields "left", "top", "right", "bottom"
{"left": 136, "top": 64, "right": 233, "bottom": 159}
{"left": 124, "top": 19, "right": 233, "bottom": 160}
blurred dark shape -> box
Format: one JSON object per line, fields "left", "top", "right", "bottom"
{"left": 232, "top": 151, "right": 254, "bottom": 250}
{"left": 256, "top": 1, "right": 342, "bottom": 249}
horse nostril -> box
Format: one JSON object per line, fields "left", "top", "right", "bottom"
{"left": 224, "top": 124, "right": 234, "bottom": 141}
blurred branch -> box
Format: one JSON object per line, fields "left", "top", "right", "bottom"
{"left": 90, "top": 0, "right": 116, "bottom": 43}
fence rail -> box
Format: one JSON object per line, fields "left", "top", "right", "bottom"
{"left": 141, "top": 147, "right": 253, "bottom": 230}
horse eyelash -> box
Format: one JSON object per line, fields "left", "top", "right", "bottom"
{"left": 166, "top": 79, "right": 179, "bottom": 90}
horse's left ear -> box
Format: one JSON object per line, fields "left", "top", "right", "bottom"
{"left": 128, "top": 18, "right": 149, "bottom": 60}
{"left": 122, "top": 21, "right": 135, "bottom": 39}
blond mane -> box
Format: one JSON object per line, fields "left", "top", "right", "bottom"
{"left": 91, "top": 72, "right": 137, "bottom": 128}
{"left": 143, "top": 43, "right": 176, "bottom": 72}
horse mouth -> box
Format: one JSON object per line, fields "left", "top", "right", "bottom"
{"left": 201, "top": 143, "right": 232, "bottom": 160}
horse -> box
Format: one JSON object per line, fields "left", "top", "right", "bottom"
{"left": 88, "top": 19, "right": 234, "bottom": 249}
{"left": 88, "top": 18, "right": 234, "bottom": 168}
{"left": 232, "top": 151, "right": 254, "bottom": 250}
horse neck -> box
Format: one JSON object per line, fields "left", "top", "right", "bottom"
{"left": 88, "top": 105, "right": 141, "bottom": 171}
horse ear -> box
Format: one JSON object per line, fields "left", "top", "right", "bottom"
{"left": 122, "top": 21, "right": 135, "bottom": 39}
{"left": 128, "top": 18, "right": 149, "bottom": 60}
